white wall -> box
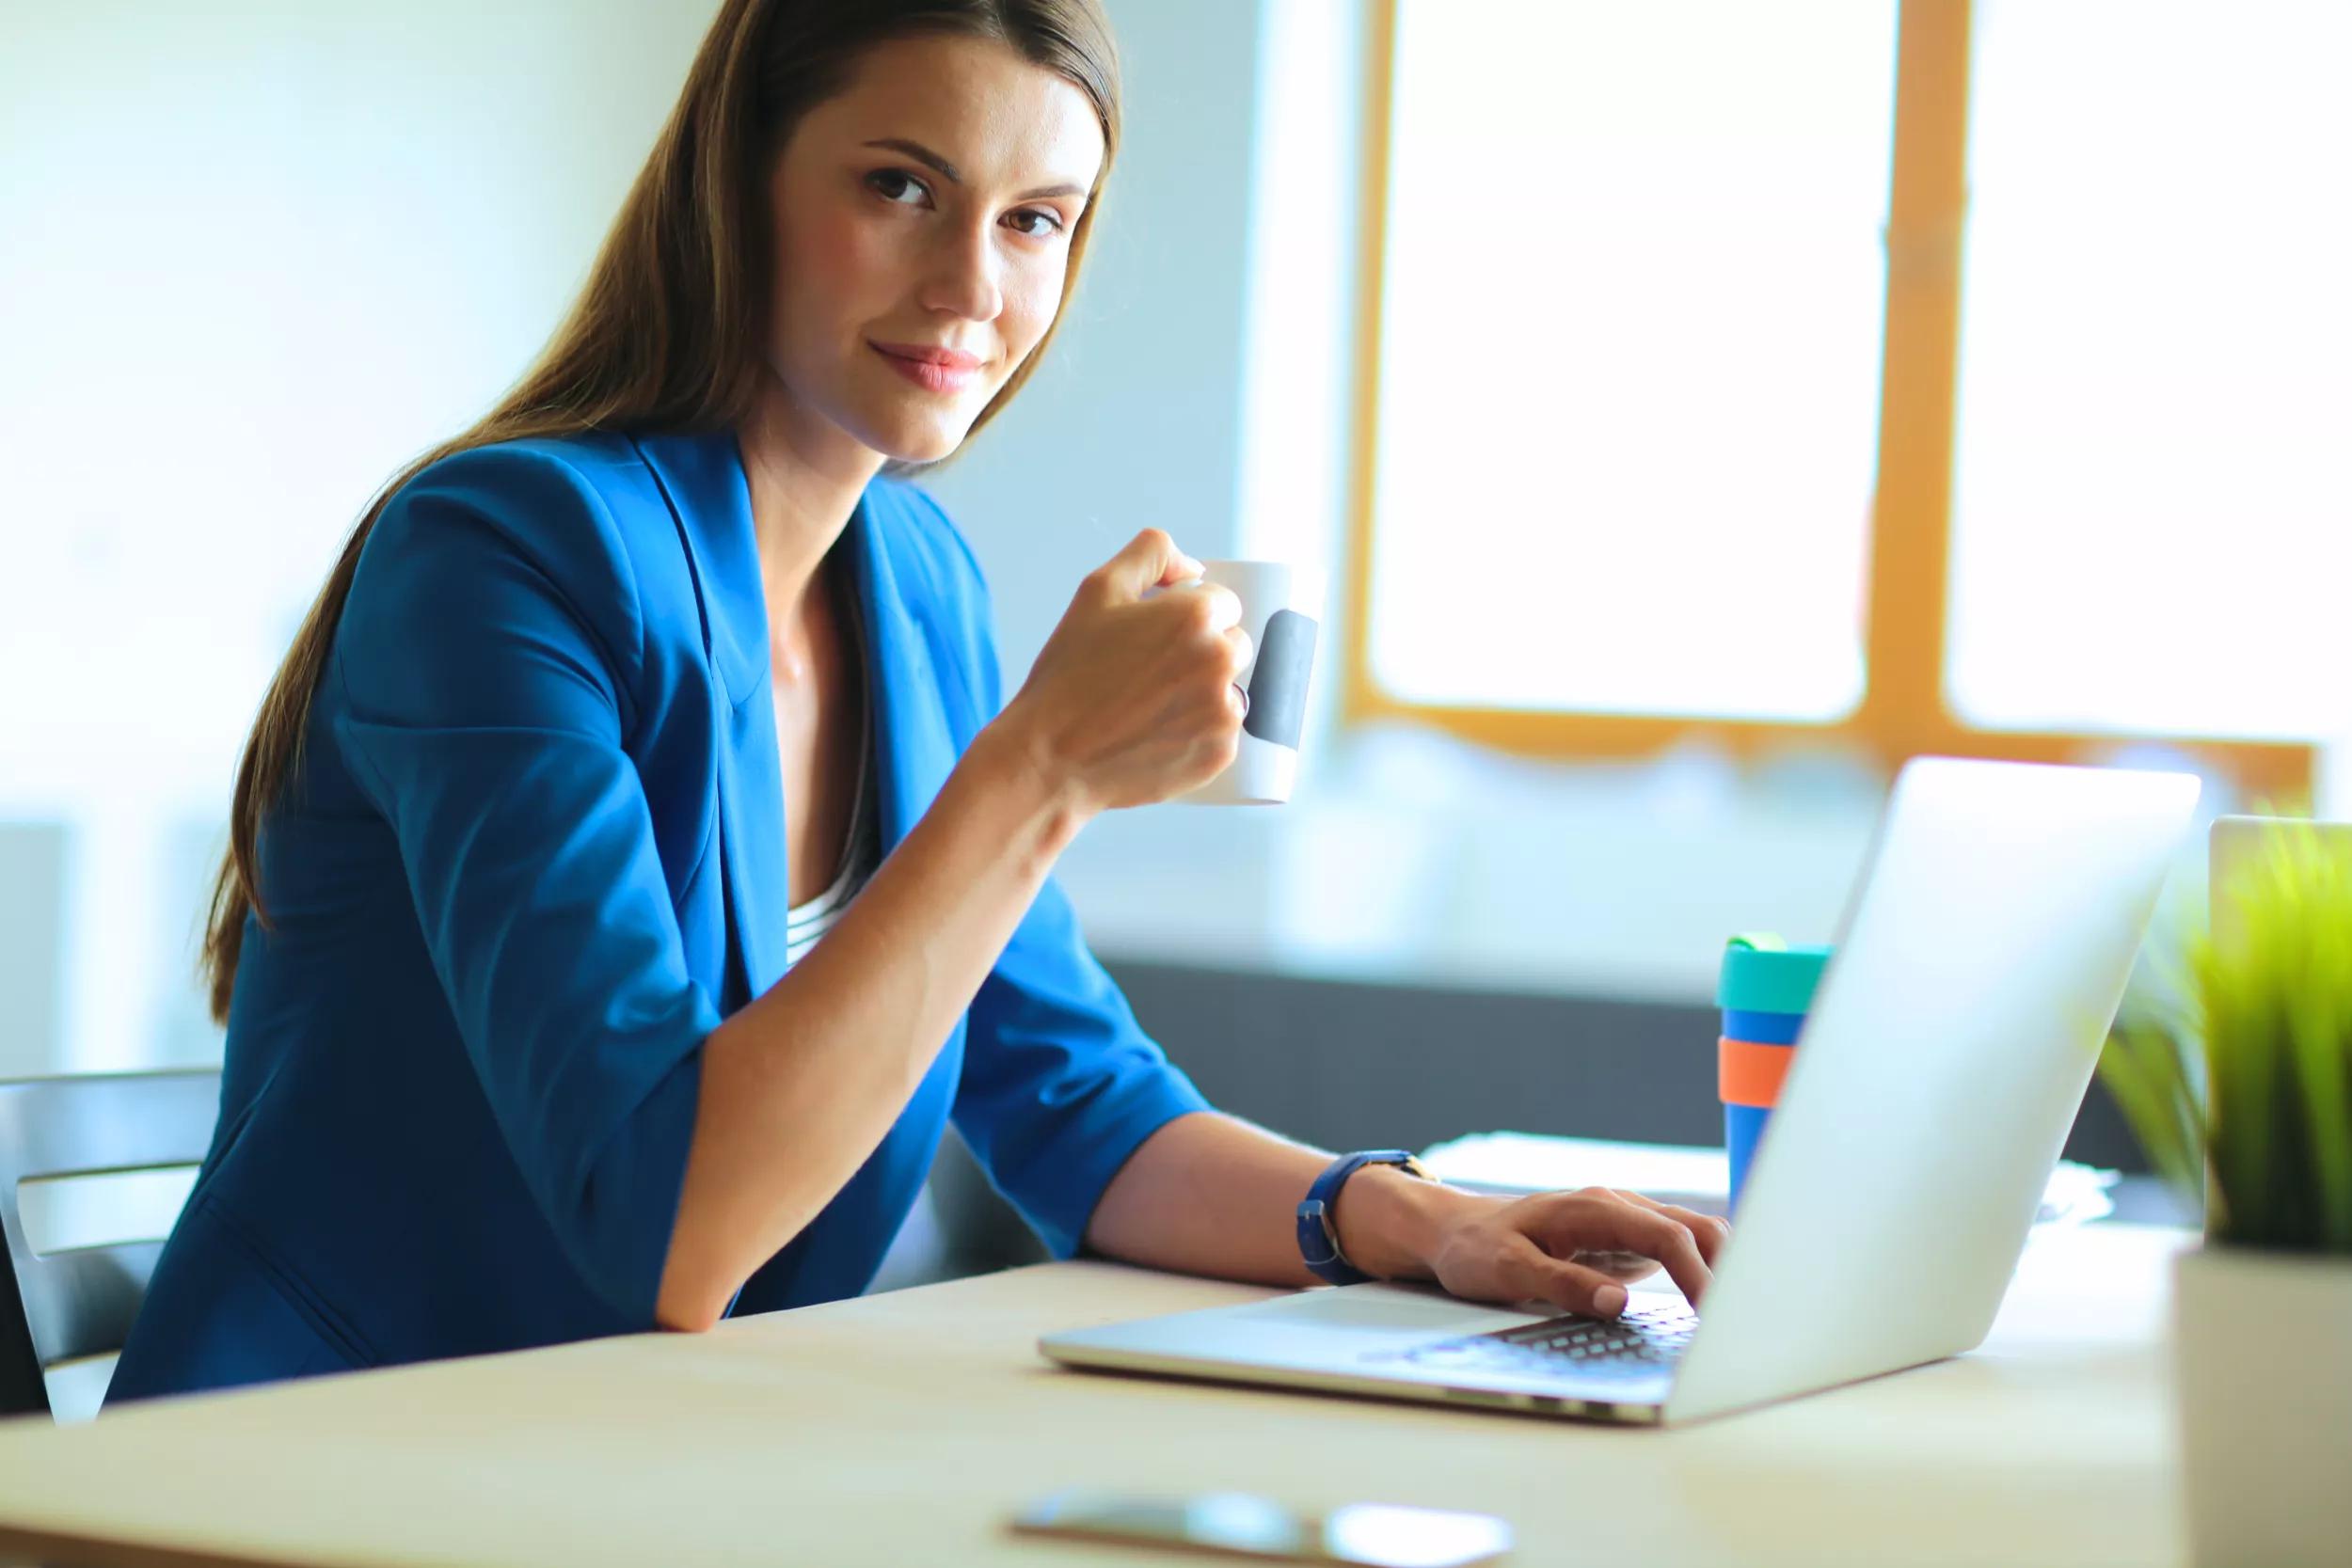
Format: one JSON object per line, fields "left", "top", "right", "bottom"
{"left": 1, "top": 0, "right": 718, "bottom": 1072}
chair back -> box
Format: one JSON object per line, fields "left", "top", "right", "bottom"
{"left": 0, "top": 1070, "right": 220, "bottom": 1418}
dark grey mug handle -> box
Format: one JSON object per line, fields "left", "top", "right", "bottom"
{"left": 1241, "top": 610, "right": 1318, "bottom": 750}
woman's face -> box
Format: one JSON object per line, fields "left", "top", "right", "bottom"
{"left": 763, "top": 34, "right": 1105, "bottom": 467}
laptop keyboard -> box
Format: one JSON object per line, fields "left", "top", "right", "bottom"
{"left": 1400, "top": 1302, "right": 1698, "bottom": 1381}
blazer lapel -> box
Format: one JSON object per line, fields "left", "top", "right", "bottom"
{"left": 630, "top": 430, "right": 786, "bottom": 1010}
{"left": 629, "top": 435, "right": 964, "bottom": 1011}
{"left": 848, "top": 486, "right": 959, "bottom": 857}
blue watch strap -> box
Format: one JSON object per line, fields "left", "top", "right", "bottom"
{"left": 1296, "top": 1149, "right": 1427, "bottom": 1287}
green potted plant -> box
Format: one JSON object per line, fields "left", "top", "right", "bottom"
{"left": 2101, "top": 816, "right": 2352, "bottom": 1568}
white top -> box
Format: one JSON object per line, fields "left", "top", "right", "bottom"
{"left": 781, "top": 712, "right": 874, "bottom": 968}
{"left": 779, "top": 578, "right": 876, "bottom": 969}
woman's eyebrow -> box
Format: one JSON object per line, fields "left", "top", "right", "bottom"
{"left": 861, "top": 136, "right": 1088, "bottom": 201}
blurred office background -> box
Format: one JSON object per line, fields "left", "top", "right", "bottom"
{"left": 4, "top": 0, "right": 2348, "bottom": 1286}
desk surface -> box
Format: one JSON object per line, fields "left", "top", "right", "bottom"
{"left": 0, "top": 1225, "right": 2190, "bottom": 1568}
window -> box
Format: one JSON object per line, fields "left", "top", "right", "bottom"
{"left": 1947, "top": 0, "right": 2352, "bottom": 741}
{"left": 1347, "top": 0, "right": 2336, "bottom": 797}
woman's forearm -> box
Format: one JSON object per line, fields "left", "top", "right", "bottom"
{"left": 1083, "top": 1111, "right": 1477, "bottom": 1287}
{"left": 656, "top": 719, "right": 1087, "bottom": 1329}
{"left": 1086, "top": 1113, "right": 1725, "bottom": 1318}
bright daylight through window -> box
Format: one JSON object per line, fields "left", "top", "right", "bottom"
{"left": 1364, "top": 0, "right": 2350, "bottom": 770}
{"left": 1368, "top": 0, "right": 1896, "bottom": 721}
{"left": 1946, "top": 1, "right": 2352, "bottom": 741}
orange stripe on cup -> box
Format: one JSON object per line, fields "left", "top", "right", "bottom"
{"left": 1718, "top": 1037, "right": 1794, "bottom": 1109}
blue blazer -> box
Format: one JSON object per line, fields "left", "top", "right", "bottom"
{"left": 108, "top": 429, "right": 1207, "bottom": 1402}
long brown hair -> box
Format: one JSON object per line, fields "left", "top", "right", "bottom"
{"left": 199, "top": 0, "right": 1120, "bottom": 1024}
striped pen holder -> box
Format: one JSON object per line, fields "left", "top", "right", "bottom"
{"left": 1717, "top": 935, "right": 1832, "bottom": 1211}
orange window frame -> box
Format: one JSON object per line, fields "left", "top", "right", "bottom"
{"left": 1341, "top": 0, "right": 2312, "bottom": 801}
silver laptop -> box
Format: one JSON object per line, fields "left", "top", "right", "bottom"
{"left": 1042, "top": 757, "right": 2201, "bottom": 1425}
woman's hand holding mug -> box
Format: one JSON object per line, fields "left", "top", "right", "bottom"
{"left": 993, "top": 529, "right": 1254, "bottom": 816}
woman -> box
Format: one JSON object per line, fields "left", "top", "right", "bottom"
{"left": 110, "top": 0, "right": 1724, "bottom": 1402}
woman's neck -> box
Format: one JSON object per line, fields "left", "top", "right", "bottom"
{"left": 734, "top": 382, "right": 886, "bottom": 630}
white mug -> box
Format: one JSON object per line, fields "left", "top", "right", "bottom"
{"left": 1171, "top": 559, "right": 1327, "bottom": 805}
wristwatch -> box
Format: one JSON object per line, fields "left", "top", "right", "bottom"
{"left": 1295, "top": 1149, "right": 1431, "bottom": 1286}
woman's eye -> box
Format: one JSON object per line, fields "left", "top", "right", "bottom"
{"left": 1005, "top": 209, "right": 1063, "bottom": 239}
{"left": 866, "top": 169, "right": 929, "bottom": 207}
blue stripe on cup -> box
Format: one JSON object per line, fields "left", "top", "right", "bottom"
{"left": 1720, "top": 1007, "right": 1804, "bottom": 1046}
{"left": 1725, "top": 1101, "right": 1773, "bottom": 1209}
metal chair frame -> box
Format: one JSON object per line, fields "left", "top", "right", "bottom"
{"left": 0, "top": 1070, "right": 220, "bottom": 1418}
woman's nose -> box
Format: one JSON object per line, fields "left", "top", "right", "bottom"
{"left": 919, "top": 221, "right": 1005, "bottom": 322}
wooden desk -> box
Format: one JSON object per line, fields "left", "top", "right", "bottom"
{"left": 0, "top": 1225, "right": 2190, "bottom": 1568}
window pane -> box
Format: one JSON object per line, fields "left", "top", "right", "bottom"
{"left": 1947, "top": 1, "right": 2352, "bottom": 739}
{"left": 1369, "top": 0, "right": 1896, "bottom": 721}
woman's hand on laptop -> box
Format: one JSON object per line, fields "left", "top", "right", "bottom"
{"left": 1419, "top": 1187, "right": 1726, "bottom": 1319}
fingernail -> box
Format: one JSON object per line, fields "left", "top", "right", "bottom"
{"left": 1593, "top": 1285, "right": 1627, "bottom": 1316}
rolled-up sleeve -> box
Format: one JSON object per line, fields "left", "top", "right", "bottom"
{"left": 954, "top": 882, "right": 1213, "bottom": 1259}
{"left": 929, "top": 494, "right": 1211, "bottom": 1258}
{"left": 332, "top": 446, "right": 714, "bottom": 1324}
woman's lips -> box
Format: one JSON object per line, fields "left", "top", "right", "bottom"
{"left": 871, "top": 341, "right": 984, "bottom": 395}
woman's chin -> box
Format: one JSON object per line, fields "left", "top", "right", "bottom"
{"left": 863, "top": 407, "right": 971, "bottom": 467}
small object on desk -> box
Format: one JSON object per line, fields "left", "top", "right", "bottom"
{"left": 1010, "top": 1489, "right": 1512, "bottom": 1566}
{"left": 1418, "top": 1131, "right": 2119, "bottom": 1229}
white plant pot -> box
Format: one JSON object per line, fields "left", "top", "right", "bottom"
{"left": 2172, "top": 1243, "right": 2352, "bottom": 1567}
